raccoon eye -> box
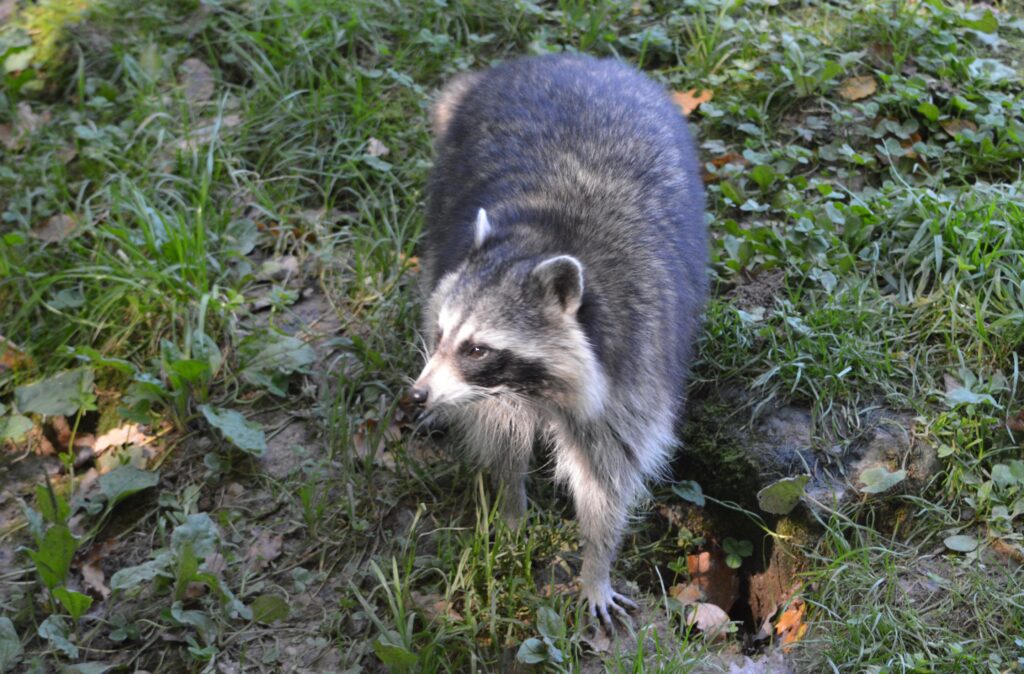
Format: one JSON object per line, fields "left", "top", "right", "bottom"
{"left": 466, "top": 345, "right": 491, "bottom": 360}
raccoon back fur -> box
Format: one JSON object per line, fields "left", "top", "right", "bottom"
{"left": 410, "top": 54, "right": 708, "bottom": 626}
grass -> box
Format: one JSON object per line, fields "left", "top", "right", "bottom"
{"left": 0, "top": 0, "right": 1023, "bottom": 671}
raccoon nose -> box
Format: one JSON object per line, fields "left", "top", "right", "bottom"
{"left": 408, "top": 386, "right": 429, "bottom": 406}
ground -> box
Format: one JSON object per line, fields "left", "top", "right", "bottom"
{"left": 1, "top": 0, "right": 1023, "bottom": 672}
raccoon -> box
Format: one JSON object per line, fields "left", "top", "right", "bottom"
{"left": 410, "top": 54, "right": 708, "bottom": 626}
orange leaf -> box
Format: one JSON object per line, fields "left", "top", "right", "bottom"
{"left": 672, "top": 89, "right": 714, "bottom": 116}
{"left": 838, "top": 75, "right": 877, "bottom": 101}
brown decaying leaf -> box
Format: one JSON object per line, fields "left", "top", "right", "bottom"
{"left": 838, "top": 75, "right": 877, "bottom": 101}
{"left": 246, "top": 530, "right": 284, "bottom": 570}
{"left": 672, "top": 89, "right": 714, "bottom": 116}
{"left": 81, "top": 561, "right": 111, "bottom": 599}
{"left": 0, "top": 102, "right": 53, "bottom": 151}
{"left": 411, "top": 591, "right": 463, "bottom": 622}
{"left": 30, "top": 214, "right": 78, "bottom": 243}
{"left": 352, "top": 417, "right": 403, "bottom": 470}
{"left": 1007, "top": 409, "right": 1024, "bottom": 434}
{"left": 940, "top": 119, "right": 977, "bottom": 136}
{"left": 179, "top": 58, "right": 215, "bottom": 106}
{"left": 366, "top": 137, "right": 390, "bottom": 158}
{"left": 685, "top": 602, "right": 731, "bottom": 640}
{"left": 94, "top": 423, "right": 157, "bottom": 455}
{"left": 0, "top": 334, "right": 32, "bottom": 371}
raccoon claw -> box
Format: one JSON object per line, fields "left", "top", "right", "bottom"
{"left": 586, "top": 585, "right": 639, "bottom": 631}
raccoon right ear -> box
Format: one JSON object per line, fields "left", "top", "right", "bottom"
{"left": 532, "top": 255, "right": 584, "bottom": 315}
{"left": 473, "top": 208, "right": 492, "bottom": 248}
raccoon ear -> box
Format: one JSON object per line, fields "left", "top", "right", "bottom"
{"left": 532, "top": 255, "right": 584, "bottom": 314}
{"left": 473, "top": 208, "right": 491, "bottom": 248}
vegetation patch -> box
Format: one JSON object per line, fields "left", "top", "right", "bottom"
{"left": 1, "top": 0, "right": 1022, "bottom": 671}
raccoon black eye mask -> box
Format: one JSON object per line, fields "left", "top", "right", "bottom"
{"left": 411, "top": 54, "right": 708, "bottom": 629}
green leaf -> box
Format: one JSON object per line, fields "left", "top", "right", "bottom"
{"left": 725, "top": 553, "right": 742, "bottom": 569}
{"left": 171, "top": 513, "right": 221, "bottom": 559}
{"left": 99, "top": 465, "right": 159, "bottom": 508}
{"left": 917, "top": 102, "right": 940, "bottom": 122}
{"left": 37, "top": 615, "right": 77, "bottom": 659}
{"left": 34, "top": 484, "right": 69, "bottom": 524}
{"left": 27, "top": 525, "right": 76, "bottom": 589}
{"left": 536, "top": 606, "right": 565, "bottom": 640}
{"left": 0, "top": 617, "right": 22, "bottom": 672}
{"left": 15, "top": 368, "right": 94, "bottom": 417}
{"left": 168, "top": 358, "right": 211, "bottom": 384}
{"left": 373, "top": 630, "right": 417, "bottom": 668}
{"left": 516, "top": 637, "right": 549, "bottom": 664}
{"left": 749, "top": 165, "right": 776, "bottom": 191}
{"left": 943, "top": 534, "right": 978, "bottom": 552}
{"left": 52, "top": 587, "right": 93, "bottom": 622}
{"left": 960, "top": 9, "right": 998, "bottom": 34}
{"left": 251, "top": 594, "right": 290, "bottom": 624}
{"left": 239, "top": 331, "right": 316, "bottom": 394}
{"left": 672, "top": 480, "right": 705, "bottom": 507}
{"left": 199, "top": 405, "right": 266, "bottom": 456}
{"left": 757, "top": 475, "right": 810, "bottom": 515}
{"left": 858, "top": 466, "right": 907, "bottom": 494}
{"left": 0, "top": 414, "right": 33, "bottom": 441}
{"left": 110, "top": 552, "right": 173, "bottom": 591}
{"left": 944, "top": 386, "right": 998, "bottom": 408}
{"left": 171, "top": 602, "right": 216, "bottom": 644}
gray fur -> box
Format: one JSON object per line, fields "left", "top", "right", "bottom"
{"left": 412, "top": 54, "right": 708, "bottom": 626}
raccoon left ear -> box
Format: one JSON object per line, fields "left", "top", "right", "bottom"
{"left": 473, "top": 208, "right": 492, "bottom": 248}
{"left": 532, "top": 255, "right": 584, "bottom": 314}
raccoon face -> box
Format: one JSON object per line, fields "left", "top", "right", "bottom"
{"left": 411, "top": 212, "right": 606, "bottom": 416}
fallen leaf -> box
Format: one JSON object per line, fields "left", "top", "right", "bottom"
{"left": 940, "top": 119, "right": 977, "bottom": 136}
{"left": 1007, "top": 410, "right": 1024, "bottom": 434}
{"left": 203, "top": 553, "right": 228, "bottom": 575}
{"left": 684, "top": 602, "right": 732, "bottom": 640}
{"left": 366, "top": 137, "right": 390, "bottom": 158}
{"left": 93, "top": 423, "right": 156, "bottom": 454}
{"left": 410, "top": 591, "right": 463, "bottom": 622}
{"left": 669, "top": 582, "right": 702, "bottom": 605}
{"left": 775, "top": 599, "right": 807, "bottom": 651}
{"left": 179, "top": 58, "right": 215, "bottom": 106}
{"left": 711, "top": 152, "right": 747, "bottom": 169}
{"left": 672, "top": 89, "right": 713, "bottom": 116}
{"left": 246, "top": 530, "right": 283, "bottom": 570}
{"left": 29, "top": 214, "right": 78, "bottom": 243}
{"left": 81, "top": 561, "right": 110, "bottom": 600}
{"left": 838, "top": 75, "right": 877, "bottom": 101}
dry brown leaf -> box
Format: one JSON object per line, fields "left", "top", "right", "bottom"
{"left": 1007, "top": 410, "right": 1024, "bottom": 434}
{"left": 179, "top": 58, "right": 215, "bottom": 106}
{"left": 203, "top": 552, "right": 228, "bottom": 575}
{"left": 685, "top": 601, "right": 732, "bottom": 640}
{"left": 411, "top": 591, "right": 463, "bottom": 622}
{"left": 94, "top": 423, "right": 156, "bottom": 455}
{"left": 672, "top": 89, "right": 714, "bottom": 116}
{"left": 81, "top": 561, "right": 111, "bottom": 599}
{"left": 30, "top": 214, "right": 78, "bottom": 243}
{"left": 669, "top": 582, "right": 702, "bottom": 604}
{"left": 366, "top": 137, "right": 390, "bottom": 158}
{"left": 838, "top": 75, "right": 877, "bottom": 101}
{"left": 711, "top": 152, "right": 747, "bottom": 169}
{"left": 940, "top": 119, "right": 977, "bottom": 136}
{"left": 0, "top": 335, "right": 32, "bottom": 371}
{"left": 246, "top": 530, "right": 284, "bottom": 570}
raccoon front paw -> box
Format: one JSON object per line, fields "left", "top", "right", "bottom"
{"left": 584, "top": 581, "right": 639, "bottom": 630}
